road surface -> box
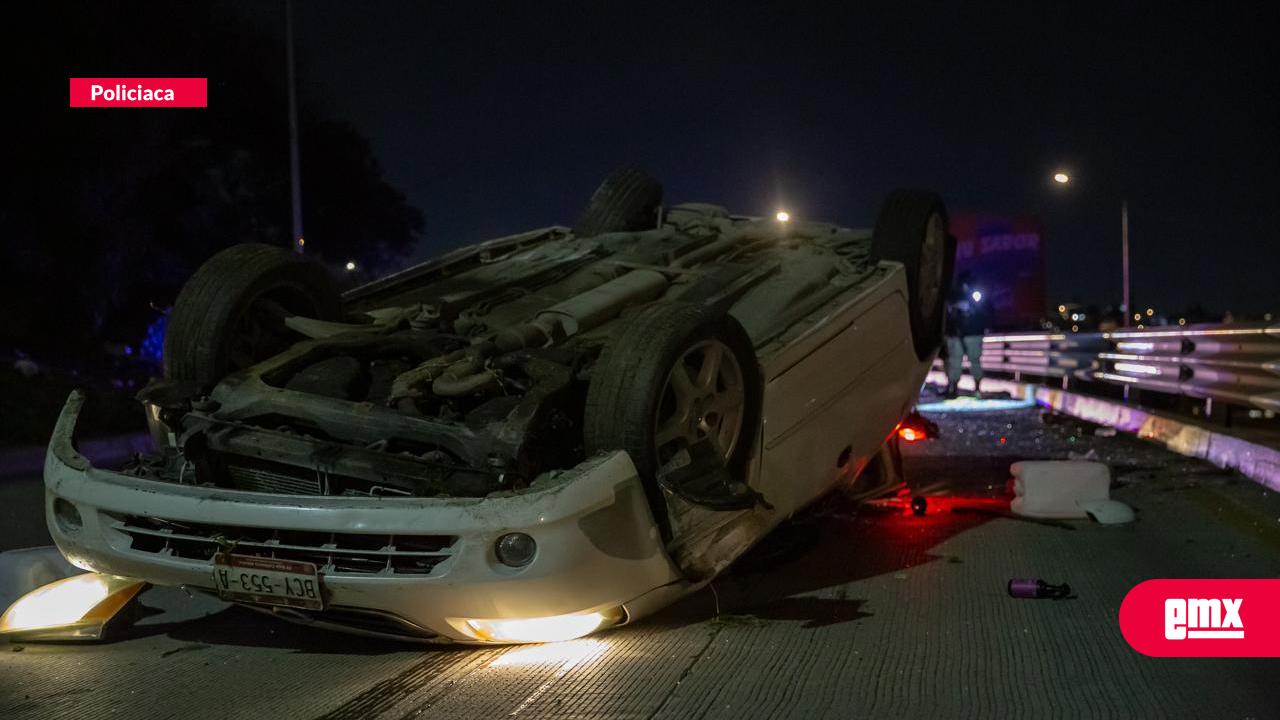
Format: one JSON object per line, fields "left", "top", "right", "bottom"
{"left": 3, "top": 402, "right": 1279, "bottom": 718}
{"left": 0, "top": 474, "right": 48, "bottom": 552}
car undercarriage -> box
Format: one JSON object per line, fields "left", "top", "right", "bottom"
{"left": 134, "top": 201, "right": 878, "bottom": 508}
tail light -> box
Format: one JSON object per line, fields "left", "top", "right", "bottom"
{"left": 897, "top": 410, "right": 938, "bottom": 443}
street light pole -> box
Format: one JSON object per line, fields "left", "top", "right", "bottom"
{"left": 1121, "top": 200, "right": 1130, "bottom": 326}
{"left": 286, "top": 0, "right": 304, "bottom": 254}
{"left": 1053, "top": 172, "right": 1132, "bottom": 327}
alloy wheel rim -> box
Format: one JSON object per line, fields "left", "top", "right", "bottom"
{"left": 654, "top": 339, "right": 745, "bottom": 466}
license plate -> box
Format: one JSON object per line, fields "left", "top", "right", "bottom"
{"left": 212, "top": 554, "right": 323, "bottom": 610}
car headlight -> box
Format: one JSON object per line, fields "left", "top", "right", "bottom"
{"left": 0, "top": 573, "right": 147, "bottom": 642}
{"left": 454, "top": 608, "right": 625, "bottom": 644}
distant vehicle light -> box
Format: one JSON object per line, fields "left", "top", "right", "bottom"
{"left": 1053, "top": 172, "right": 1070, "bottom": 184}
{"left": 345, "top": 260, "right": 357, "bottom": 272}
{"left": 971, "top": 290, "right": 983, "bottom": 303}
{"left": 775, "top": 210, "right": 790, "bottom": 223}
{"left": 899, "top": 427, "right": 922, "bottom": 442}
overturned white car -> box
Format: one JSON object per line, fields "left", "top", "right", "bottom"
{"left": 44, "top": 169, "right": 953, "bottom": 643}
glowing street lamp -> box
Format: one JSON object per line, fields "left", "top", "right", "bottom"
{"left": 1052, "top": 170, "right": 1131, "bottom": 326}
{"left": 775, "top": 210, "right": 791, "bottom": 223}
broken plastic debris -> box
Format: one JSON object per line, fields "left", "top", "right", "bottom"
{"left": 1078, "top": 498, "right": 1135, "bottom": 525}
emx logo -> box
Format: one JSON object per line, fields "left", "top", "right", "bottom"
{"left": 1121, "top": 580, "right": 1280, "bottom": 656}
{"left": 1165, "top": 598, "right": 1243, "bottom": 640}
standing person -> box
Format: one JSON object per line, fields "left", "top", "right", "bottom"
{"left": 944, "top": 272, "right": 991, "bottom": 398}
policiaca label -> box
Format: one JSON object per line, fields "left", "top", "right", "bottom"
{"left": 69, "top": 78, "right": 207, "bottom": 108}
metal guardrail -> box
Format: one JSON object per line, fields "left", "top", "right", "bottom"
{"left": 972, "top": 323, "right": 1280, "bottom": 413}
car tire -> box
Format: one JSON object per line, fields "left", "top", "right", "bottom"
{"left": 165, "top": 244, "right": 341, "bottom": 386}
{"left": 584, "top": 303, "right": 761, "bottom": 532}
{"left": 872, "top": 189, "right": 951, "bottom": 360}
{"left": 572, "top": 166, "right": 663, "bottom": 237}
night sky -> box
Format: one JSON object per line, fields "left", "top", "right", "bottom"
{"left": 276, "top": 2, "right": 1277, "bottom": 315}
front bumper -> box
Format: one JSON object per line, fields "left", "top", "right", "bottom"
{"left": 43, "top": 392, "right": 687, "bottom": 642}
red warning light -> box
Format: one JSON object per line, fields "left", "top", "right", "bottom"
{"left": 895, "top": 410, "right": 937, "bottom": 443}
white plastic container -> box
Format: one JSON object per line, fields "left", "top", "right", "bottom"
{"left": 1010, "top": 461, "right": 1111, "bottom": 519}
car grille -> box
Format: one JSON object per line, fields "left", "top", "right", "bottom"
{"left": 106, "top": 513, "right": 457, "bottom": 576}
{"left": 227, "top": 462, "right": 322, "bottom": 495}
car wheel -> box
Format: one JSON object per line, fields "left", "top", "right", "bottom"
{"left": 871, "top": 189, "right": 952, "bottom": 360}
{"left": 572, "top": 166, "right": 663, "bottom": 237}
{"left": 165, "top": 244, "right": 341, "bottom": 386}
{"left": 584, "top": 303, "right": 762, "bottom": 532}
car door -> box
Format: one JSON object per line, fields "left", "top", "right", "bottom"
{"left": 755, "top": 280, "right": 924, "bottom": 515}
